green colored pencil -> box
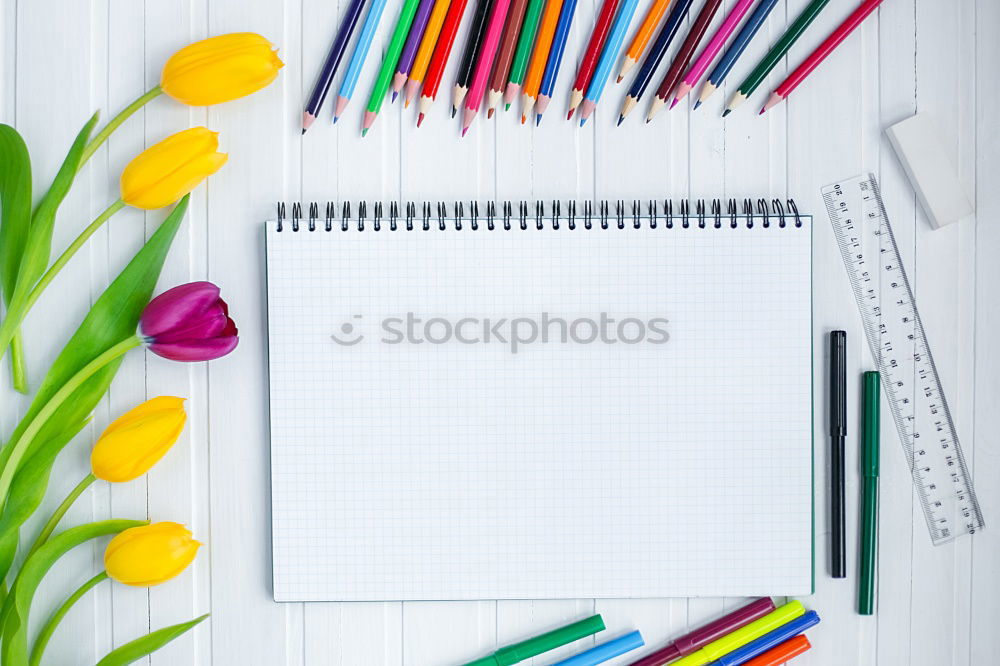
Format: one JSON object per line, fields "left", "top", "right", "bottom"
{"left": 362, "top": 0, "right": 421, "bottom": 135}
{"left": 503, "top": 0, "right": 546, "bottom": 110}
{"left": 723, "top": 0, "right": 831, "bottom": 116}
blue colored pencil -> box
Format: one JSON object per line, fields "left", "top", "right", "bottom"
{"left": 617, "top": 0, "right": 694, "bottom": 124}
{"left": 695, "top": 0, "right": 780, "bottom": 109}
{"left": 334, "top": 0, "right": 390, "bottom": 123}
{"left": 303, "top": 0, "right": 368, "bottom": 133}
{"left": 534, "top": 0, "right": 579, "bottom": 125}
{"left": 578, "top": 0, "right": 642, "bottom": 125}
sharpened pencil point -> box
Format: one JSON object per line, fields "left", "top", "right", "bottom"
{"left": 361, "top": 128, "right": 368, "bottom": 137}
{"left": 579, "top": 117, "right": 586, "bottom": 127}
{"left": 417, "top": 113, "right": 425, "bottom": 128}
{"left": 391, "top": 91, "right": 398, "bottom": 104}
{"left": 722, "top": 109, "right": 731, "bottom": 118}
{"left": 669, "top": 98, "right": 679, "bottom": 110}
{"left": 617, "top": 115, "right": 623, "bottom": 127}
{"left": 616, "top": 75, "right": 623, "bottom": 83}
{"left": 566, "top": 109, "right": 574, "bottom": 121}
{"left": 759, "top": 107, "right": 766, "bottom": 115}
{"left": 301, "top": 128, "right": 307, "bottom": 135}
{"left": 333, "top": 116, "right": 339, "bottom": 124}
{"left": 487, "top": 108, "right": 494, "bottom": 119}
{"left": 535, "top": 114, "right": 542, "bottom": 126}
{"left": 521, "top": 115, "right": 526, "bottom": 125}
{"left": 461, "top": 127, "right": 468, "bottom": 137}
{"left": 505, "top": 103, "right": 511, "bottom": 112}
{"left": 451, "top": 106, "right": 457, "bottom": 118}
{"left": 693, "top": 100, "right": 701, "bottom": 111}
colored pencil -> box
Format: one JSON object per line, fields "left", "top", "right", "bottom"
{"left": 742, "top": 635, "right": 812, "bottom": 666}
{"left": 520, "top": 0, "right": 563, "bottom": 122}
{"left": 724, "top": 0, "right": 830, "bottom": 116}
{"left": 462, "top": 0, "right": 513, "bottom": 135}
{"left": 617, "top": 0, "right": 671, "bottom": 83}
{"left": 303, "top": 0, "right": 368, "bottom": 132}
{"left": 404, "top": 0, "right": 453, "bottom": 108}
{"left": 697, "top": 0, "right": 779, "bottom": 109}
{"left": 362, "top": 0, "right": 422, "bottom": 135}
{"left": 392, "top": 0, "right": 437, "bottom": 100}
{"left": 534, "top": 0, "right": 578, "bottom": 123}
{"left": 671, "top": 0, "right": 756, "bottom": 108}
{"left": 486, "top": 0, "right": 530, "bottom": 117}
{"left": 504, "top": 0, "right": 546, "bottom": 110}
{"left": 452, "top": 0, "right": 494, "bottom": 115}
{"left": 762, "top": 0, "right": 885, "bottom": 113}
{"left": 646, "top": 0, "right": 723, "bottom": 122}
{"left": 567, "top": 0, "right": 620, "bottom": 119}
{"left": 618, "top": 0, "right": 693, "bottom": 124}
{"left": 334, "top": 0, "right": 389, "bottom": 123}
{"left": 578, "top": 0, "right": 642, "bottom": 125}
{"left": 417, "top": 0, "right": 471, "bottom": 125}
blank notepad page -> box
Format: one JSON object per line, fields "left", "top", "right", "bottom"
{"left": 266, "top": 221, "right": 812, "bottom": 601}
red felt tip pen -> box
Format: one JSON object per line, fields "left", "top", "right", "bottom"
{"left": 628, "top": 598, "right": 776, "bottom": 666}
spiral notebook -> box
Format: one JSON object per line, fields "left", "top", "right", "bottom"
{"left": 265, "top": 199, "right": 814, "bottom": 602}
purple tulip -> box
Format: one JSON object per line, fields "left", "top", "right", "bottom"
{"left": 140, "top": 282, "right": 238, "bottom": 361}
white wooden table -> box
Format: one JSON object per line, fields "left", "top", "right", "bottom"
{"left": 2, "top": 0, "right": 997, "bottom": 664}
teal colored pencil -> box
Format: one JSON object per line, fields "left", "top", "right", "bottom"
{"left": 334, "top": 0, "right": 390, "bottom": 123}
{"left": 577, "top": 0, "right": 641, "bottom": 125}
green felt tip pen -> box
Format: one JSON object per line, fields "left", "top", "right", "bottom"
{"left": 462, "top": 614, "right": 605, "bottom": 666}
{"left": 859, "top": 371, "right": 880, "bottom": 615}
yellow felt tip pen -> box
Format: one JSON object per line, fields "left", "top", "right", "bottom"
{"left": 671, "top": 601, "right": 806, "bottom": 666}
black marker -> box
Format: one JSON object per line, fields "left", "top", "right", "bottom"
{"left": 830, "top": 330, "right": 847, "bottom": 578}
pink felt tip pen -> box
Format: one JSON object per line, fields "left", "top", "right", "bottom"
{"left": 628, "top": 598, "right": 776, "bottom": 666}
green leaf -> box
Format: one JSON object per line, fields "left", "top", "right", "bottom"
{"left": 95, "top": 614, "right": 209, "bottom": 666}
{"left": 12, "top": 112, "right": 99, "bottom": 307}
{"left": 0, "top": 124, "right": 32, "bottom": 306}
{"left": 0, "top": 419, "right": 91, "bottom": 584}
{"left": 0, "top": 195, "right": 189, "bottom": 478}
{"left": 1, "top": 519, "right": 146, "bottom": 665}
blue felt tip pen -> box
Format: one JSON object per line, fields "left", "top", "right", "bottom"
{"left": 552, "top": 630, "right": 644, "bottom": 666}
{"left": 707, "top": 611, "right": 820, "bottom": 666}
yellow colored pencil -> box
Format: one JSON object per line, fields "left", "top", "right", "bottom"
{"left": 403, "top": 0, "right": 453, "bottom": 107}
{"left": 520, "top": 0, "right": 563, "bottom": 122}
{"left": 617, "top": 0, "right": 672, "bottom": 82}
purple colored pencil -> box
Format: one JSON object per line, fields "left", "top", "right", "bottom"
{"left": 302, "top": 0, "right": 368, "bottom": 132}
{"left": 391, "top": 0, "right": 437, "bottom": 99}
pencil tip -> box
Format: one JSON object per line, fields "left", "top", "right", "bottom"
{"left": 617, "top": 115, "right": 624, "bottom": 127}
{"left": 645, "top": 118, "right": 650, "bottom": 124}
{"left": 722, "top": 109, "right": 731, "bottom": 118}
{"left": 487, "top": 108, "right": 494, "bottom": 119}
{"left": 566, "top": 108, "right": 574, "bottom": 121}
{"left": 361, "top": 128, "right": 368, "bottom": 138}
{"left": 521, "top": 115, "right": 526, "bottom": 125}
{"left": 461, "top": 127, "right": 468, "bottom": 137}
{"left": 759, "top": 107, "right": 766, "bottom": 115}
{"left": 505, "top": 103, "right": 511, "bottom": 112}
{"left": 669, "top": 99, "right": 679, "bottom": 110}
{"left": 333, "top": 116, "right": 339, "bottom": 124}
{"left": 451, "top": 107, "right": 457, "bottom": 118}
{"left": 404, "top": 99, "right": 410, "bottom": 109}
{"left": 417, "top": 113, "right": 424, "bottom": 128}
{"left": 301, "top": 128, "right": 307, "bottom": 135}
{"left": 616, "top": 75, "right": 623, "bottom": 83}
{"left": 579, "top": 117, "right": 586, "bottom": 127}
{"left": 391, "top": 92, "right": 398, "bottom": 104}
{"left": 693, "top": 100, "right": 701, "bottom": 111}
{"left": 535, "top": 114, "right": 542, "bottom": 126}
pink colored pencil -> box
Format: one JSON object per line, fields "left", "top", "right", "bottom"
{"left": 461, "top": 0, "right": 513, "bottom": 135}
{"left": 762, "top": 0, "right": 885, "bottom": 113}
{"left": 671, "top": 0, "right": 757, "bottom": 108}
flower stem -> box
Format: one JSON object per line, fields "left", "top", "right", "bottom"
{"left": 0, "top": 335, "right": 141, "bottom": 504}
{"left": 0, "top": 199, "right": 125, "bottom": 372}
{"left": 80, "top": 86, "right": 163, "bottom": 166}
{"left": 9, "top": 332, "right": 27, "bottom": 394}
{"left": 29, "top": 571, "right": 109, "bottom": 666}
{"left": 26, "top": 474, "right": 96, "bottom": 559}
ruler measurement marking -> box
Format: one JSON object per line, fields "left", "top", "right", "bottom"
{"left": 823, "top": 174, "right": 983, "bottom": 544}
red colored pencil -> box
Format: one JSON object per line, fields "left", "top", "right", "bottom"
{"left": 417, "top": 0, "right": 471, "bottom": 125}
{"left": 762, "top": 0, "right": 885, "bottom": 113}
{"left": 566, "top": 0, "right": 619, "bottom": 119}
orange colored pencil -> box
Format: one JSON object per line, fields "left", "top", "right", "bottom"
{"left": 617, "top": 0, "right": 671, "bottom": 82}
{"left": 519, "top": 0, "right": 564, "bottom": 122}
{"left": 404, "top": 0, "right": 454, "bottom": 107}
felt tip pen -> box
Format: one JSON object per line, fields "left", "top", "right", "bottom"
{"left": 554, "top": 631, "right": 645, "bottom": 666}
{"left": 742, "top": 634, "right": 811, "bottom": 666}
{"left": 629, "top": 598, "right": 775, "bottom": 666}
{"left": 830, "top": 329, "right": 847, "bottom": 578}
{"left": 670, "top": 601, "right": 806, "bottom": 666}
{"left": 463, "top": 614, "right": 606, "bottom": 666}
{"left": 706, "top": 611, "right": 820, "bottom": 666}
{"left": 859, "top": 370, "right": 881, "bottom": 615}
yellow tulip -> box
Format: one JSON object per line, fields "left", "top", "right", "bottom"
{"left": 104, "top": 522, "right": 201, "bottom": 586}
{"left": 160, "top": 32, "right": 284, "bottom": 106}
{"left": 120, "top": 128, "right": 227, "bottom": 210}
{"left": 91, "top": 396, "right": 187, "bottom": 483}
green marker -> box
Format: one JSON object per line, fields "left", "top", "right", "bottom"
{"left": 362, "top": 0, "right": 421, "bottom": 135}
{"left": 462, "top": 614, "right": 605, "bottom": 666}
{"left": 859, "top": 370, "right": 881, "bottom": 615}
{"left": 503, "top": 0, "right": 546, "bottom": 110}
{"left": 723, "top": 0, "right": 830, "bottom": 116}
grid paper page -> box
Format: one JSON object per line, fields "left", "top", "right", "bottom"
{"left": 266, "top": 220, "right": 813, "bottom": 601}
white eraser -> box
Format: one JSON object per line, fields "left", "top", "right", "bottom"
{"left": 886, "top": 113, "right": 974, "bottom": 229}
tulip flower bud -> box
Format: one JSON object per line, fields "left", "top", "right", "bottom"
{"left": 140, "top": 282, "right": 239, "bottom": 362}
{"left": 91, "top": 397, "right": 187, "bottom": 483}
{"left": 120, "top": 128, "right": 227, "bottom": 210}
{"left": 161, "top": 33, "right": 284, "bottom": 106}
{"left": 105, "top": 522, "right": 201, "bottom": 586}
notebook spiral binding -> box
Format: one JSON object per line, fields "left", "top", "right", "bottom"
{"left": 275, "top": 198, "right": 802, "bottom": 233}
